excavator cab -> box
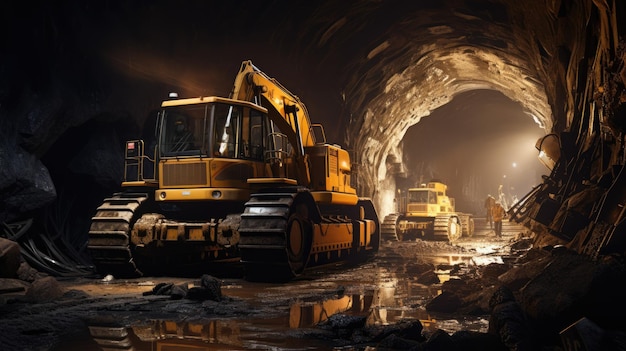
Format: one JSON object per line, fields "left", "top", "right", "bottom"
{"left": 157, "top": 97, "right": 270, "bottom": 161}
{"left": 122, "top": 96, "right": 284, "bottom": 191}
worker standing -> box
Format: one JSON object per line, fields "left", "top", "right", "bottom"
{"left": 485, "top": 195, "right": 496, "bottom": 229}
{"left": 492, "top": 201, "right": 506, "bottom": 238}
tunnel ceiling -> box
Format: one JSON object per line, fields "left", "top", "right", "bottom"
{"left": 0, "top": 0, "right": 621, "bottom": 223}
{"left": 278, "top": 0, "right": 577, "bottom": 215}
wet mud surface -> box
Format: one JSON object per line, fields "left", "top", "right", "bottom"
{"left": 1, "top": 219, "right": 529, "bottom": 350}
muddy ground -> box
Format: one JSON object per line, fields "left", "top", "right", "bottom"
{"left": 0, "top": 219, "right": 531, "bottom": 350}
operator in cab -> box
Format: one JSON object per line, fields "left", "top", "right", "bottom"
{"left": 170, "top": 117, "right": 195, "bottom": 152}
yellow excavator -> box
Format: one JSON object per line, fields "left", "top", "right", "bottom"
{"left": 87, "top": 60, "right": 379, "bottom": 281}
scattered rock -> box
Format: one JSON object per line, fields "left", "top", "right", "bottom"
{"left": 488, "top": 286, "right": 534, "bottom": 350}
{"left": 377, "top": 333, "right": 422, "bottom": 349}
{"left": 406, "top": 262, "right": 436, "bottom": 275}
{"left": 417, "top": 270, "right": 441, "bottom": 284}
{"left": 319, "top": 314, "right": 366, "bottom": 339}
{"left": 481, "top": 263, "right": 510, "bottom": 282}
{"left": 144, "top": 274, "right": 222, "bottom": 301}
{"left": 426, "top": 290, "right": 463, "bottom": 313}
{"left": 0, "top": 278, "right": 29, "bottom": 293}
{"left": 187, "top": 274, "right": 222, "bottom": 301}
{"left": 145, "top": 282, "right": 189, "bottom": 300}
{"left": 394, "top": 320, "right": 425, "bottom": 342}
{"left": 450, "top": 330, "right": 505, "bottom": 351}
{"left": 25, "top": 276, "right": 65, "bottom": 303}
{"left": 16, "top": 260, "right": 47, "bottom": 282}
{"left": 460, "top": 285, "right": 499, "bottom": 315}
{"left": 0, "top": 238, "right": 20, "bottom": 278}
{"left": 423, "top": 328, "right": 457, "bottom": 350}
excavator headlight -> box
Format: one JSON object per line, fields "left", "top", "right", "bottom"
{"left": 159, "top": 192, "right": 166, "bottom": 199}
{"left": 212, "top": 190, "right": 222, "bottom": 199}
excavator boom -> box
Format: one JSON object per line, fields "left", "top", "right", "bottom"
{"left": 230, "top": 60, "right": 316, "bottom": 155}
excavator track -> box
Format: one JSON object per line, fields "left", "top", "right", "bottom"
{"left": 238, "top": 188, "right": 303, "bottom": 282}
{"left": 381, "top": 213, "right": 401, "bottom": 241}
{"left": 87, "top": 192, "right": 150, "bottom": 278}
{"left": 433, "top": 214, "right": 461, "bottom": 242}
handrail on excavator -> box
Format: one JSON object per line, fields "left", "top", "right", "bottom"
{"left": 124, "top": 140, "right": 157, "bottom": 182}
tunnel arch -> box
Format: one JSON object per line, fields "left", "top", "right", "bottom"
{"left": 346, "top": 45, "right": 552, "bottom": 218}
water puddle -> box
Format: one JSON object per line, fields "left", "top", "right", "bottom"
{"left": 55, "top": 280, "right": 488, "bottom": 350}
{"left": 51, "top": 230, "right": 518, "bottom": 350}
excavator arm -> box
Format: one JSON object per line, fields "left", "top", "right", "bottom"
{"left": 230, "top": 60, "right": 317, "bottom": 185}
{"left": 230, "top": 60, "right": 317, "bottom": 150}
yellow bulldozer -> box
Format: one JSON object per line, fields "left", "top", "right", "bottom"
{"left": 87, "top": 60, "right": 379, "bottom": 281}
{"left": 381, "top": 181, "right": 474, "bottom": 242}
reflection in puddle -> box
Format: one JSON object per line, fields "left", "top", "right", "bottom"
{"left": 78, "top": 260, "right": 492, "bottom": 350}
{"left": 364, "top": 266, "right": 489, "bottom": 334}
{"left": 82, "top": 283, "right": 487, "bottom": 350}
{"left": 290, "top": 294, "right": 370, "bottom": 328}
{"left": 289, "top": 273, "right": 488, "bottom": 335}
{"left": 89, "top": 320, "right": 243, "bottom": 350}
{"left": 361, "top": 277, "right": 442, "bottom": 331}
{"left": 418, "top": 253, "right": 474, "bottom": 266}
{"left": 288, "top": 289, "right": 440, "bottom": 331}
{"left": 135, "top": 319, "right": 240, "bottom": 345}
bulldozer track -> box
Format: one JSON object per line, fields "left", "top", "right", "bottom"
{"left": 382, "top": 213, "right": 468, "bottom": 243}
{"left": 238, "top": 188, "right": 301, "bottom": 282}
{"left": 433, "top": 215, "right": 451, "bottom": 240}
{"left": 381, "top": 213, "right": 400, "bottom": 241}
{"left": 87, "top": 192, "right": 150, "bottom": 278}
{"left": 460, "top": 214, "right": 475, "bottom": 237}
{"left": 433, "top": 214, "right": 461, "bottom": 242}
